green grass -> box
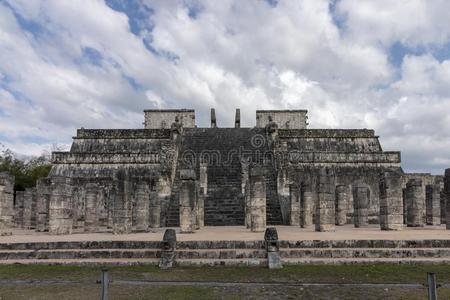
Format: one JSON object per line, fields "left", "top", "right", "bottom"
{"left": 0, "top": 264, "right": 450, "bottom": 299}
{"left": 1, "top": 264, "right": 449, "bottom": 284}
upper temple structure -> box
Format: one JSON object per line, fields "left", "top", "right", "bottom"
{"left": 1, "top": 108, "right": 448, "bottom": 235}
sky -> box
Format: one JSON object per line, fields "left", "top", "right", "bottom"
{"left": 0, "top": 0, "right": 449, "bottom": 175}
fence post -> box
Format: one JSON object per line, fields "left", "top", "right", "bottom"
{"left": 101, "top": 269, "right": 109, "bottom": 300}
{"left": 427, "top": 272, "right": 437, "bottom": 300}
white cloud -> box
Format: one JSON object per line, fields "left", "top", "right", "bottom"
{"left": 0, "top": 0, "right": 449, "bottom": 174}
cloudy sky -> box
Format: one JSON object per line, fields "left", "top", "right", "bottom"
{"left": 0, "top": 0, "right": 449, "bottom": 174}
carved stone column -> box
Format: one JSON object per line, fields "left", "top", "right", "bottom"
{"left": 112, "top": 172, "right": 132, "bottom": 234}
{"left": 85, "top": 183, "right": 100, "bottom": 233}
{"left": 300, "top": 182, "right": 313, "bottom": 228}
{"left": 445, "top": 169, "right": 450, "bottom": 229}
{"left": 379, "top": 170, "right": 403, "bottom": 230}
{"left": 36, "top": 178, "right": 51, "bottom": 232}
{"left": 289, "top": 184, "right": 300, "bottom": 226}
{"left": 23, "top": 187, "right": 37, "bottom": 229}
{"left": 133, "top": 181, "right": 150, "bottom": 232}
{"left": 406, "top": 178, "right": 425, "bottom": 227}
{"left": 14, "top": 191, "right": 24, "bottom": 229}
{"left": 49, "top": 177, "right": 74, "bottom": 235}
{"left": 249, "top": 166, "right": 266, "bottom": 232}
{"left": 315, "top": 168, "right": 335, "bottom": 232}
{"left": 335, "top": 185, "right": 347, "bottom": 226}
{"left": 352, "top": 181, "right": 370, "bottom": 227}
{"left": 426, "top": 184, "right": 441, "bottom": 225}
{"left": 0, "top": 172, "right": 15, "bottom": 235}
{"left": 179, "top": 169, "right": 196, "bottom": 233}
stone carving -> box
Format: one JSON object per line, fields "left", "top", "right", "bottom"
{"left": 0, "top": 172, "right": 14, "bottom": 235}
{"left": 49, "top": 177, "right": 73, "bottom": 235}
{"left": 352, "top": 181, "right": 370, "bottom": 227}
{"left": 264, "top": 227, "right": 282, "bottom": 269}
{"left": 159, "top": 229, "right": 177, "bottom": 269}
{"left": 315, "top": 168, "right": 336, "bottom": 232}
{"left": 379, "top": 170, "right": 403, "bottom": 231}
{"left": 300, "top": 182, "right": 313, "bottom": 228}
{"left": 335, "top": 185, "right": 347, "bottom": 226}
{"left": 445, "top": 169, "right": 450, "bottom": 230}
{"left": 179, "top": 169, "right": 197, "bottom": 233}
{"left": 249, "top": 166, "right": 266, "bottom": 232}
{"left": 426, "top": 184, "right": 441, "bottom": 225}
{"left": 406, "top": 179, "right": 425, "bottom": 227}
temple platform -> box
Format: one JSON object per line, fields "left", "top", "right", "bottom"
{"left": 1, "top": 225, "right": 450, "bottom": 266}
{"left": 1, "top": 224, "right": 449, "bottom": 243}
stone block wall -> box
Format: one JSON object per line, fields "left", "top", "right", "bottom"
{"left": 144, "top": 109, "right": 195, "bottom": 129}
{"left": 256, "top": 110, "right": 308, "bottom": 129}
{"left": 352, "top": 181, "right": 369, "bottom": 227}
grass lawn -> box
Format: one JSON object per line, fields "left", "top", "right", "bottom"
{"left": 0, "top": 264, "right": 449, "bottom": 299}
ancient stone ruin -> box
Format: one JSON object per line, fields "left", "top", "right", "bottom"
{"left": 0, "top": 109, "right": 448, "bottom": 234}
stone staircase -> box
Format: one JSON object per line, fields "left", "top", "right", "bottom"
{"left": 1, "top": 239, "right": 450, "bottom": 266}
{"left": 165, "top": 128, "right": 284, "bottom": 227}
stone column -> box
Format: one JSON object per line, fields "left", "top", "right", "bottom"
{"left": 14, "top": 191, "right": 24, "bottom": 228}
{"left": 154, "top": 176, "right": 170, "bottom": 228}
{"left": 196, "top": 183, "right": 205, "bottom": 228}
{"left": 85, "top": 183, "right": 100, "bottom": 233}
{"left": 49, "top": 177, "right": 74, "bottom": 235}
{"left": 23, "top": 188, "right": 32, "bottom": 229}
{"left": 352, "top": 181, "right": 369, "bottom": 228}
{"left": 112, "top": 172, "right": 132, "bottom": 234}
{"left": 426, "top": 184, "right": 441, "bottom": 225}
{"left": 406, "top": 179, "right": 425, "bottom": 227}
{"left": 133, "top": 181, "right": 150, "bottom": 232}
{"left": 249, "top": 166, "right": 266, "bottom": 232}
{"left": 0, "top": 172, "right": 15, "bottom": 235}
{"left": 445, "top": 169, "right": 450, "bottom": 229}
{"left": 289, "top": 184, "right": 300, "bottom": 226}
{"left": 440, "top": 188, "right": 446, "bottom": 225}
{"left": 315, "top": 168, "right": 335, "bottom": 232}
{"left": 335, "top": 185, "right": 347, "bottom": 226}
{"left": 300, "top": 182, "right": 313, "bottom": 228}
{"left": 179, "top": 169, "right": 197, "bottom": 233}
{"left": 379, "top": 170, "right": 403, "bottom": 230}
{"left": 35, "top": 178, "right": 51, "bottom": 232}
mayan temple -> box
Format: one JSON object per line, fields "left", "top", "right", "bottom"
{"left": 0, "top": 109, "right": 447, "bottom": 235}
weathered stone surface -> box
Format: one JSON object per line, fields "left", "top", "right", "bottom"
{"left": 249, "top": 166, "right": 266, "bottom": 232}
{"left": 35, "top": 178, "right": 51, "bottom": 232}
{"left": 406, "top": 179, "right": 425, "bottom": 227}
{"left": 49, "top": 177, "right": 73, "bottom": 235}
{"left": 379, "top": 170, "right": 403, "bottom": 231}
{"left": 300, "top": 182, "right": 313, "bottom": 228}
{"left": 352, "top": 181, "right": 369, "bottom": 228}
{"left": 23, "top": 188, "right": 37, "bottom": 229}
{"left": 84, "top": 183, "right": 100, "bottom": 232}
{"left": 335, "top": 185, "right": 347, "bottom": 226}
{"left": 264, "top": 227, "right": 282, "bottom": 269}
{"left": 159, "top": 229, "right": 176, "bottom": 269}
{"left": 426, "top": 184, "right": 441, "bottom": 225}
{"left": 445, "top": 169, "right": 450, "bottom": 230}
{"left": 0, "top": 172, "right": 14, "bottom": 235}
{"left": 132, "top": 181, "right": 150, "bottom": 232}
{"left": 289, "top": 184, "right": 300, "bottom": 226}
{"left": 315, "top": 168, "right": 335, "bottom": 232}
{"left": 112, "top": 172, "right": 132, "bottom": 235}
{"left": 179, "top": 169, "right": 197, "bottom": 233}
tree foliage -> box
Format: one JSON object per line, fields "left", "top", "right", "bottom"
{"left": 0, "top": 148, "right": 52, "bottom": 191}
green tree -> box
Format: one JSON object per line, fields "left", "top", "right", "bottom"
{"left": 0, "top": 148, "right": 52, "bottom": 190}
